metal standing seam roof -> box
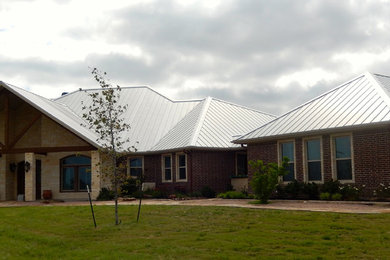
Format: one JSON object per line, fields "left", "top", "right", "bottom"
{"left": 235, "top": 72, "right": 390, "bottom": 143}
{"left": 1, "top": 82, "right": 275, "bottom": 152}
{"left": 150, "top": 97, "right": 276, "bottom": 151}
{"left": 55, "top": 86, "right": 202, "bottom": 152}
{"left": 0, "top": 82, "right": 100, "bottom": 147}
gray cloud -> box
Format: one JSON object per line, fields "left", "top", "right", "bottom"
{"left": 3, "top": 0, "right": 390, "bottom": 115}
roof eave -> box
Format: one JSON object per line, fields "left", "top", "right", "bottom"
{"left": 234, "top": 121, "right": 390, "bottom": 144}
{"left": 0, "top": 82, "right": 100, "bottom": 149}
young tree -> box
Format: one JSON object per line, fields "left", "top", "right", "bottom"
{"left": 82, "top": 68, "right": 134, "bottom": 225}
{"left": 249, "top": 157, "right": 289, "bottom": 204}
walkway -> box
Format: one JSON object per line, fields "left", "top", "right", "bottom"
{"left": 1, "top": 198, "right": 390, "bottom": 213}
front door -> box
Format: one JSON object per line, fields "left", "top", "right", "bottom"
{"left": 36, "top": 160, "right": 41, "bottom": 200}
{"left": 17, "top": 161, "right": 25, "bottom": 195}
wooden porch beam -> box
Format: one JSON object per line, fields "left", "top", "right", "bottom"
{"left": 4, "top": 92, "right": 9, "bottom": 148}
{"left": 2, "top": 145, "right": 97, "bottom": 154}
{"left": 8, "top": 113, "right": 42, "bottom": 149}
{"left": 0, "top": 88, "right": 5, "bottom": 96}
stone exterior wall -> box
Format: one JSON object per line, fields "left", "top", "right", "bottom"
{"left": 247, "top": 126, "right": 390, "bottom": 195}
{"left": 0, "top": 91, "right": 99, "bottom": 201}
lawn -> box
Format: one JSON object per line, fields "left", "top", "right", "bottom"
{"left": 0, "top": 205, "right": 390, "bottom": 259}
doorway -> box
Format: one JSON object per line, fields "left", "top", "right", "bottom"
{"left": 16, "top": 160, "right": 42, "bottom": 199}
{"left": 17, "top": 161, "right": 25, "bottom": 195}
{"left": 36, "top": 160, "right": 41, "bottom": 200}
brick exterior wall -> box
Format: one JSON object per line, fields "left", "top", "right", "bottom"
{"left": 142, "top": 150, "right": 238, "bottom": 194}
{"left": 353, "top": 127, "right": 390, "bottom": 189}
{"left": 247, "top": 126, "right": 390, "bottom": 196}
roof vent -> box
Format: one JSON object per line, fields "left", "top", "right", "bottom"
{"left": 61, "top": 92, "right": 69, "bottom": 96}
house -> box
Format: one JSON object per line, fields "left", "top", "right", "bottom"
{"left": 234, "top": 72, "right": 390, "bottom": 195}
{"left": 0, "top": 81, "right": 275, "bottom": 201}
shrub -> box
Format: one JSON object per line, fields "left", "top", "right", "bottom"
{"left": 340, "top": 185, "right": 362, "bottom": 201}
{"left": 302, "top": 182, "right": 320, "bottom": 200}
{"left": 321, "top": 179, "right": 341, "bottom": 194}
{"left": 217, "top": 191, "right": 248, "bottom": 199}
{"left": 249, "top": 157, "right": 288, "bottom": 204}
{"left": 201, "top": 186, "right": 216, "bottom": 198}
{"left": 143, "top": 189, "right": 167, "bottom": 198}
{"left": 320, "top": 192, "right": 330, "bottom": 200}
{"left": 120, "top": 178, "right": 138, "bottom": 196}
{"left": 174, "top": 186, "right": 186, "bottom": 194}
{"left": 284, "top": 180, "right": 303, "bottom": 198}
{"left": 331, "top": 193, "right": 342, "bottom": 200}
{"left": 374, "top": 183, "right": 390, "bottom": 200}
{"left": 188, "top": 192, "right": 202, "bottom": 198}
{"left": 96, "top": 188, "right": 115, "bottom": 201}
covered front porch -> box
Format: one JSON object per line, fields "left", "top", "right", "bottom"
{"left": 0, "top": 84, "right": 102, "bottom": 201}
{"left": 0, "top": 150, "right": 101, "bottom": 201}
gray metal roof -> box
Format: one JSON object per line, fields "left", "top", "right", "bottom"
{"left": 55, "top": 87, "right": 201, "bottom": 152}
{"left": 235, "top": 72, "right": 390, "bottom": 143}
{"left": 151, "top": 97, "right": 275, "bottom": 151}
{"left": 0, "top": 81, "right": 100, "bottom": 147}
{"left": 55, "top": 86, "right": 275, "bottom": 152}
{"left": 1, "top": 81, "right": 275, "bottom": 152}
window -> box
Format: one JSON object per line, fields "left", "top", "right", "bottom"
{"left": 60, "top": 155, "right": 91, "bottom": 192}
{"left": 236, "top": 153, "right": 248, "bottom": 176}
{"left": 304, "top": 138, "right": 322, "bottom": 182}
{"left": 176, "top": 153, "right": 187, "bottom": 182}
{"left": 333, "top": 135, "right": 353, "bottom": 181}
{"left": 279, "top": 141, "right": 295, "bottom": 182}
{"left": 162, "top": 154, "right": 172, "bottom": 182}
{"left": 129, "top": 157, "right": 143, "bottom": 177}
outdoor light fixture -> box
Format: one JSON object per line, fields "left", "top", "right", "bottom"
{"left": 24, "top": 161, "right": 31, "bottom": 172}
{"left": 9, "top": 163, "right": 16, "bottom": 172}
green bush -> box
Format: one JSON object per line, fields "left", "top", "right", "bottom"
{"left": 374, "top": 183, "right": 390, "bottom": 200}
{"left": 249, "top": 157, "right": 288, "bottom": 204}
{"left": 120, "top": 178, "right": 138, "bottom": 196}
{"left": 217, "top": 191, "right": 248, "bottom": 199}
{"left": 284, "top": 180, "right": 303, "bottom": 198}
{"left": 340, "top": 185, "right": 362, "bottom": 201}
{"left": 96, "top": 188, "right": 115, "bottom": 201}
{"left": 331, "top": 193, "right": 342, "bottom": 200}
{"left": 201, "top": 186, "right": 216, "bottom": 198}
{"left": 143, "top": 189, "right": 167, "bottom": 198}
{"left": 302, "top": 182, "right": 320, "bottom": 200}
{"left": 321, "top": 179, "right": 341, "bottom": 194}
{"left": 320, "top": 192, "right": 330, "bottom": 200}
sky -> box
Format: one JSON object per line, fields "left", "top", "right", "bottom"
{"left": 1, "top": 0, "right": 390, "bottom": 115}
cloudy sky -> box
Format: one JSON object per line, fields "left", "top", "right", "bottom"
{"left": 1, "top": 0, "right": 390, "bottom": 115}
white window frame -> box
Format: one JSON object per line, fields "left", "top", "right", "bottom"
{"left": 277, "top": 139, "right": 296, "bottom": 183}
{"left": 128, "top": 156, "right": 144, "bottom": 178}
{"left": 331, "top": 133, "right": 355, "bottom": 184}
{"left": 161, "top": 154, "right": 173, "bottom": 183}
{"left": 176, "top": 153, "right": 187, "bottom": 182}
{"left": 235, "top": 152, "right": 248, "bottom": 176}
{"left": 302, "top": 136, "right": 324, "bottom": 184}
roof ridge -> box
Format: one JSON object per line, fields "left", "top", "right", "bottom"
{"left": 54, "top": 85, "right": 204, "bottom": 104}
{"left": 189, "top": 97, "right": 212, "bottom": 146}
{"left": 235, "top": 73, "right": 367, "bottom": 142}
{"left": 366, "top": 72, "right": 390, "bottom": 108}
{"left": 210, "top": 97, "right": 276, "bottom": 117}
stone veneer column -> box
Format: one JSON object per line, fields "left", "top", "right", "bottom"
{"left": 91, "top": 150, "right": 101, "bottom": 200}
{"left": 24, "top": 153, "right": 36, "bottom": 201}
{"left": 0, "top": 155, "right": 7, "bottom": 201}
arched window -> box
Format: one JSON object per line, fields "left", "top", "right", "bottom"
{"left": 60, "top": 155, "right": 91, "bottom": 192}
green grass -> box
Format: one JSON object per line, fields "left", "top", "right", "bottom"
{"left": 1, "top": 205, "right": 390, "bottom": 259}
